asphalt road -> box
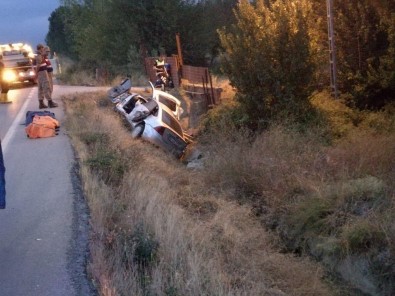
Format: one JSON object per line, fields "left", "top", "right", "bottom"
{"left": 0, "top": 83, "right": 107, "bottom": 296}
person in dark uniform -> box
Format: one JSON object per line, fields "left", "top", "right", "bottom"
{"left": 0, "top": 139, "right": 6, "bottom": 209}
{"left": 43, "top": 46, "right": 54, "bottom": 96}
{"left": 153, "top": 52, "right": 167, "bottom": 88}
{"left": 36, "top": 43, "right": 57, "bottom": 109}
{"left": 153, "top": 52, "right": 174, "bottom": 89}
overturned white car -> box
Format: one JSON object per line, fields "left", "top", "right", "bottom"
{"left": 108, "top": 79, "right": 192, "bottom": 158}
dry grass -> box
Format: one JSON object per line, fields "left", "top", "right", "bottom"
{"left": 57, "top": 56, "right": 149, "bottom": 87}
{"left": 198, "top": 102, "right": 395, "bottom": 294}
{"left": 63, "top": 92, "right": 334, "bottom": 295}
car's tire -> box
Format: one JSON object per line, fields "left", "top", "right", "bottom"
{"left": 131, "top": 124, "right": 144, "bottom": 138}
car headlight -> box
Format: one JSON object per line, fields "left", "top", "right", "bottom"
{"left": 3, "top": 70, "right": 17, "bottom": 82}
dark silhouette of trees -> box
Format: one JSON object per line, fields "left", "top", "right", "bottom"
{"left": 47, "top": 0, "right": 395, "bottom": 113}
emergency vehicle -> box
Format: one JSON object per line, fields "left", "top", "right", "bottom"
{"left": 0, "top": 43, "right": 36, "bottom": 93}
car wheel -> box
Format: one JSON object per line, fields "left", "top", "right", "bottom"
{"left": 131, "top": 124, "right": 144, "bottom": 138}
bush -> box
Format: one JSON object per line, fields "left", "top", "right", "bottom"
{"left": 198, "top": 117, "right": 395, "bottom": 293}
{"left": 341, "top": 220, "right": 386, "bottom": 253}
{"left": 218, "top": 0, "right": 315, "bottom": 128}
{"left": 85, "top": 149, "right": 127, "bottom": 185}
{"left": 198, "top": 99, "right": 245, "bottom": 136}
{"left": 311, "top": 91, "right": 359, "bottom": 139}
{"left": 358, "top": 103, "right": 395, "bottom": 133}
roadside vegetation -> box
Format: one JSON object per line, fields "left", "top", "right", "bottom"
{"left": 63, "top": 85, "right": 394, "bottom": 296}
{"left": 199, "top": 88, "right": 395, "bottom": 295}
{"left": 55, "top": 0, "right": 394, "bottom": 294}
{"left": 63, "top": 92, "right": 335, "bottom": 295}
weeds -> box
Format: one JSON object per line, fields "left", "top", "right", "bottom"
{"left": 63, "top": 87, "right": 394, "bottom": 296}
{"left": 130, "top": 223, "right": 159, "bottom": 267}
{"left": 80, "top": 132, "right": 109, "bottom": 147}
{"left": 341, "top": 220, "right": 386, "bottom": 253}
{"left": 197, "top": 90, "right": 395, "bottom": 295}
{"left": 63, "top": 91, "right": 334, "bottom": 296}
{"left": 85, "top": 149, "right": 127, "bottom": 185}
{"left": 57, "top": 55, "right": 150, "bottom": 87}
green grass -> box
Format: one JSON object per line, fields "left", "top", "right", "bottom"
{"left": 341, "top": 220, "right": 386, "bottom": 253}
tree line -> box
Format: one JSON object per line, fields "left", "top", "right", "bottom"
{"left": 47, "top": 0, "right": 236, "bottom": 71}
{"left": 47, "top": 0, "right": 395, "bottom": 127}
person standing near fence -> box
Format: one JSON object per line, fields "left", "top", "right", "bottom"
{"left": 153, "top": 52, "right": 167, "bottom": 87}
{"left": 0, "top": 139, "right": 5, "bottom": 209}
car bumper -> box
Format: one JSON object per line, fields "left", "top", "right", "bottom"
{"left": 143, "top": 124, "right": 187, "bottom": 158}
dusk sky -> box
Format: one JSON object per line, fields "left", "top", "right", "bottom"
{"left": 0, "top": 0, "right": 61, "bottom": 50}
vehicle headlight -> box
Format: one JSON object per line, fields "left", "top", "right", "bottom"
{"left": 3, "top": 70, "right": 17, "bottom": 82}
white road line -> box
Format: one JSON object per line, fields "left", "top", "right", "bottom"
{"left": 2, "top": 88, "right": 36, "bottom": 153}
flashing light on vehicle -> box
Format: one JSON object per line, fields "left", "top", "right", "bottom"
{"left": 3, "top": 69, "right": 17, "bottom": 82}
{"left": 19, "top": 70, "right": 36, "bottom": 78}
{"left": 21, "top": 44, "right": 33, "bottom": 53}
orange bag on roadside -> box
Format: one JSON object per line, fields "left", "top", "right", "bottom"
{"left": 25, "top": 115, "right": 60, "bottom": 139}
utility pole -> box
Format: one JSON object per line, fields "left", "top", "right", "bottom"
{"left": 176, "top": 33, "right": 184, "bottom": 66}
{"left": 326, "top": 0, "right": 338, "bottom": 99}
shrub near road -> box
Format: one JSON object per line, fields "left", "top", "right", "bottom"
{"left": 201, "top": 124, "right": 395, "bottom": 295}
{"left": 198, "top": 91, "right": 395, "bottom": 295}
{"left": 63, "top": 92, "right": 333, "bottom": 296}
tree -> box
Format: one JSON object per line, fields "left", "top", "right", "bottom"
{"left": 363, "top": 13, "right": 395, "bottom": 108}
{"left": 335, "top": 0, "right": 395, "bottom": 108}
{"left": 179, "top": 0, "right": 238, "bottom": 66}
{"left": 46, "top": 6, "right": 78, "bottom": 59}
{"left": 47, "top": 0, "right": 241, "bottom": 77}
{"left": 219, "top": 0, "right": 314, "bottom": 128}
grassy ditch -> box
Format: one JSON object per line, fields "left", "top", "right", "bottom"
{"left": 63, "top": 92, "right": 335, "bottom": 296}
{"left": 198, "top": 92, "right": 395, "bottom": 295}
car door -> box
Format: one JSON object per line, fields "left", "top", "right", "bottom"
{"left": 150, "top": 82, "right": 183, "bottom": 120}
